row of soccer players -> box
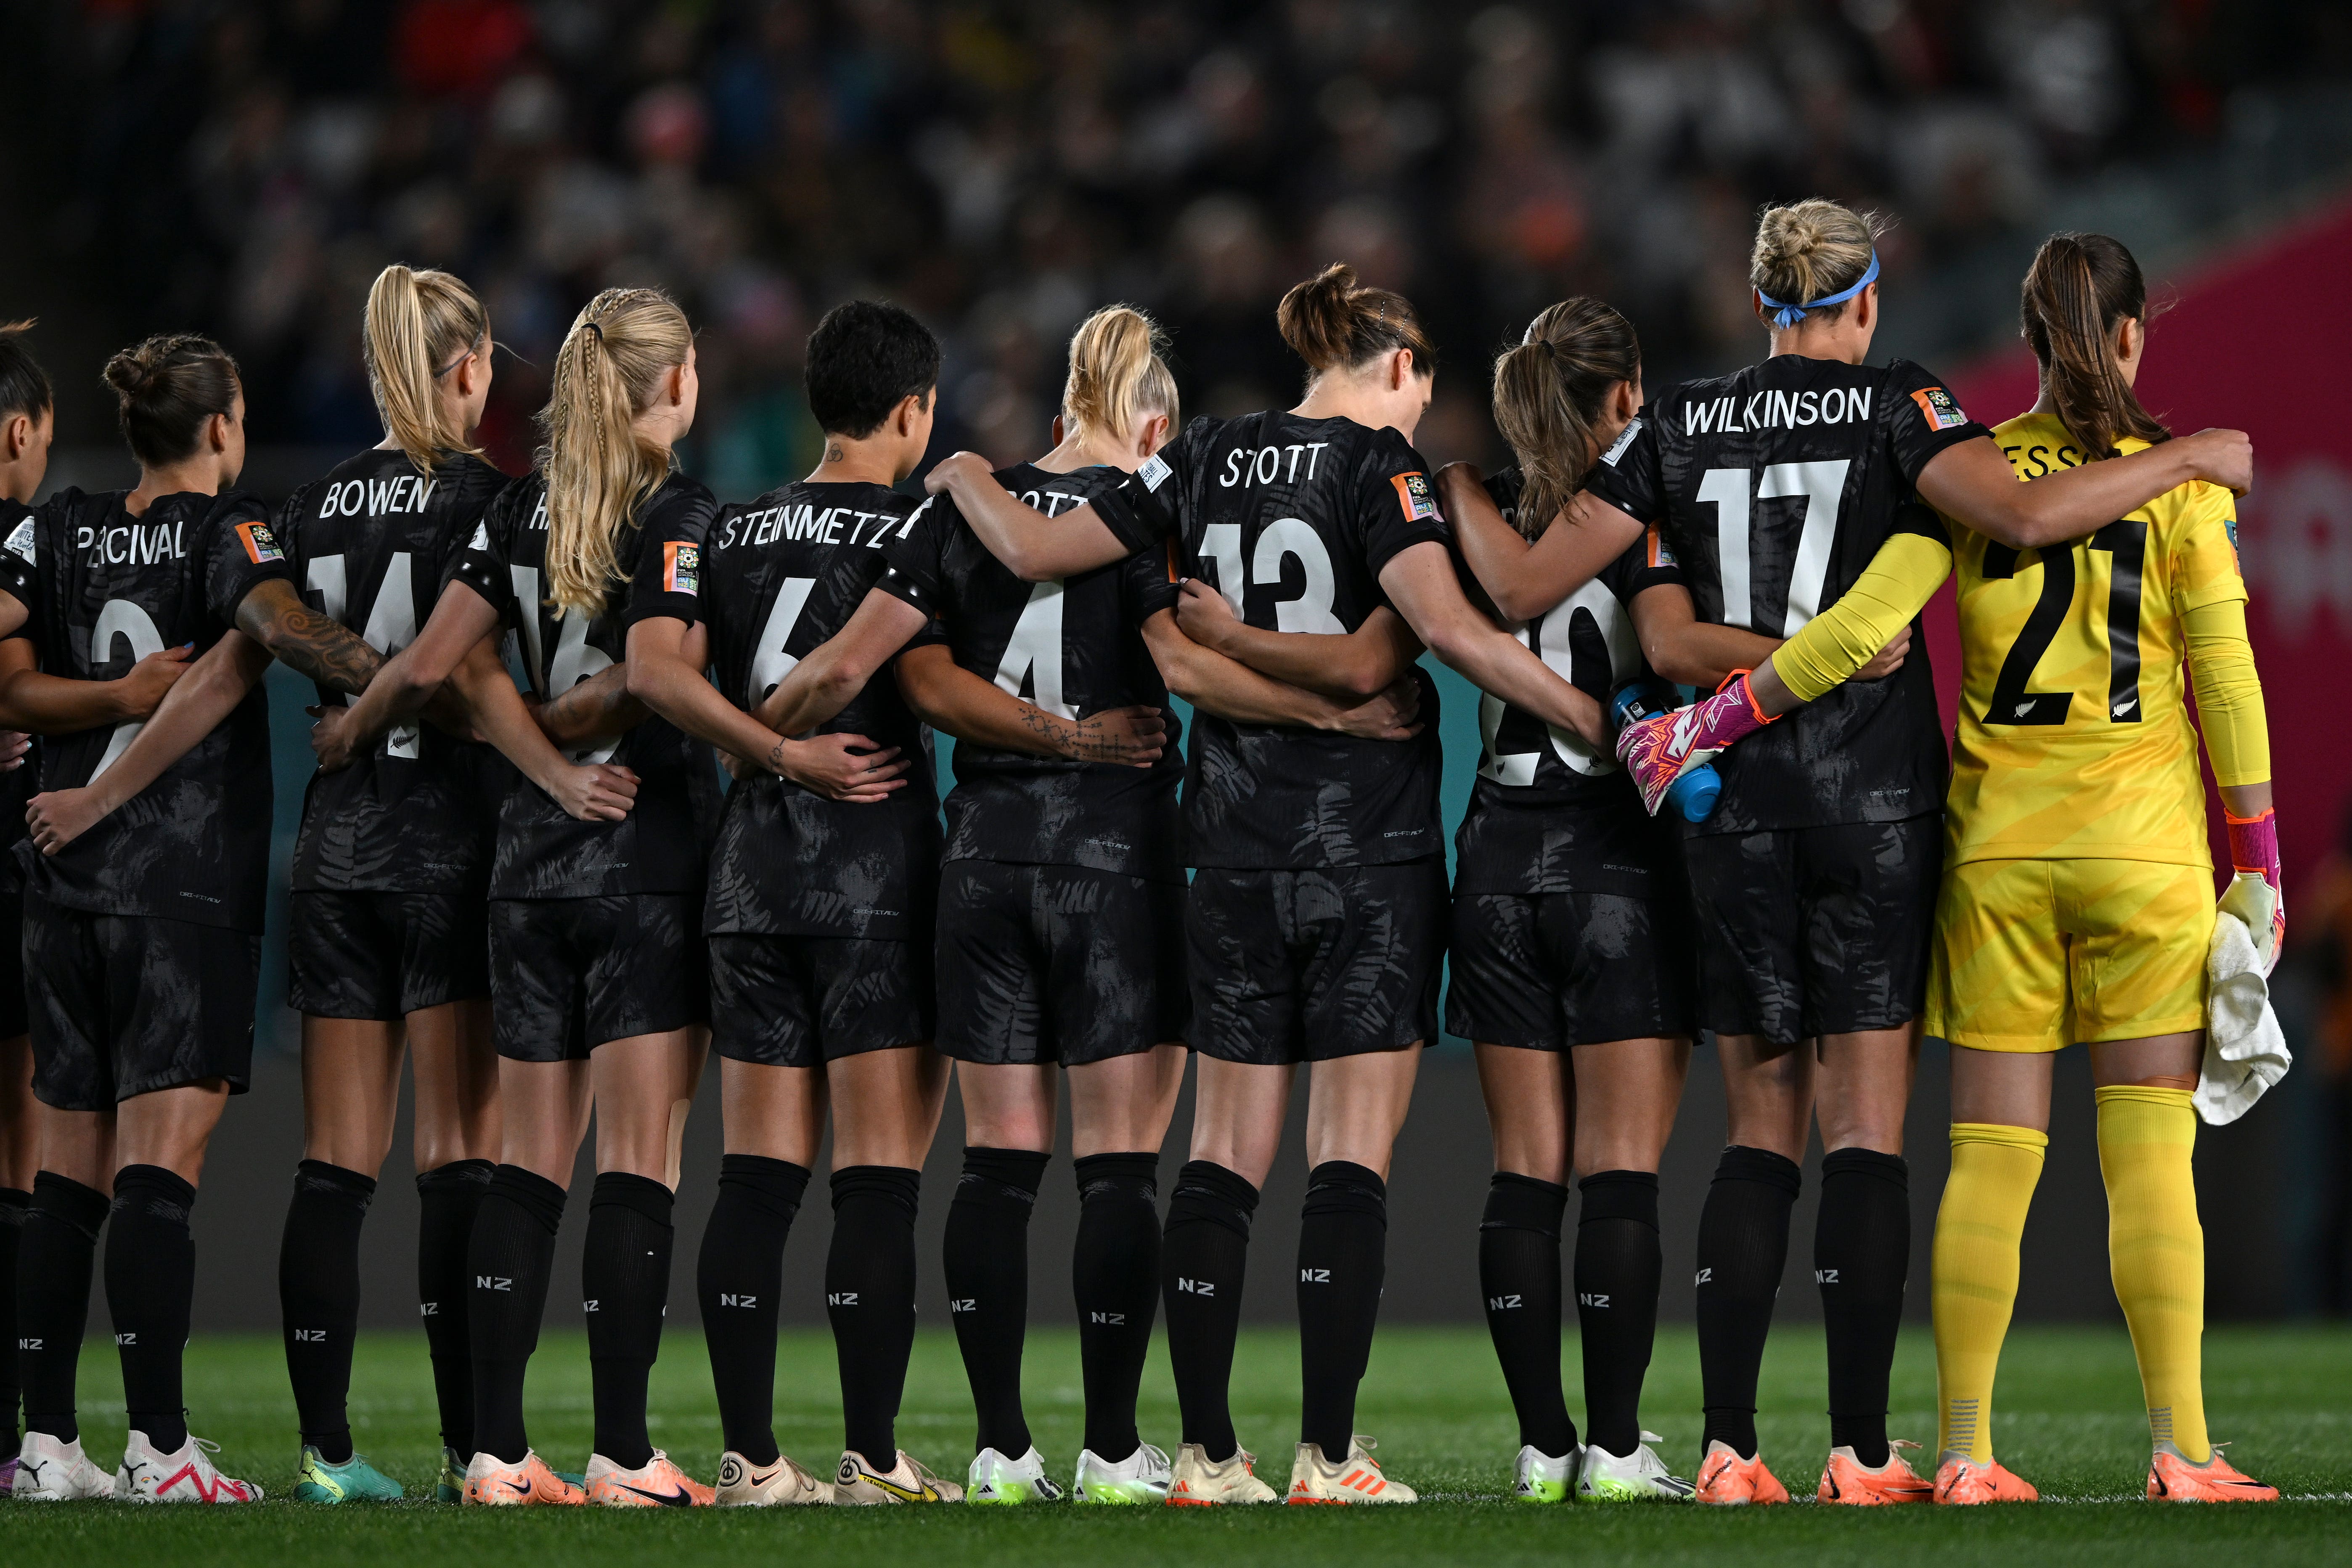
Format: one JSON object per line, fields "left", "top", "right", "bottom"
{"left": 0, "top": 191, "right": 2275, "bottom": 1510}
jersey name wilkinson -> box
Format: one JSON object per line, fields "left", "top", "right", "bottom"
{"left": 1685, "top": 385, "right": 1873, "bottom": 436}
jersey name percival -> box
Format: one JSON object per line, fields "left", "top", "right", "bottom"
{"left": 1583, "top": 356, "right": 1987, "bottom": 835}
{"left": 1089, "top": 411, "right": 1449, "bottom": 869}
{"left": 877, "top": 460, "right": 1182, "bottom": 882}
{"left": 700, "top": 478, "right": 940, "bottom": 940}
{"left": 1941, "top": 411, "right": 2247, "bottom": 868}
{"left": 0, "top": 487, "right": 292, "bottom": 931}
{"left": 280, "top": 448, "right": 509, "bottom": 895}
{"left": 1452, "top": 467, "right": 1683, "bottom": 898}
{"left": 445, "top": 469, "right": 721, "bottom": 901}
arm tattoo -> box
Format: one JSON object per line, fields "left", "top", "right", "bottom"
{"left": 239, "top": 585, "right": 383, "bottom": 696}
{"left": 1015, "top": 700, "right": 1078, "bottom": 760}
{"left": 538, "top": 661, "right": 643, "bottom": 744}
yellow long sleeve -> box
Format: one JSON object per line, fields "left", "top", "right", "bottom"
{"left": 1772, "top": 531, "right": 1955, "bottom": 703}
{"left": 2181, "top": 596, "right": 2270, "bottom": 787}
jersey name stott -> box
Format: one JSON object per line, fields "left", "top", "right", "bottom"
{"left": 1684, "top": 385, "right": 1873, "bottom": 436}
{"left": 77, "top": 520, "right": 185, "bottom": 566}
{"left": 314, "top": 474, "right": 438, "bottom": 519}
{"left": 1218, "top": 441, "right": 1332, "bottom": 487}
{"left": 717, "top": 503, "right": 920, "bottom": 550}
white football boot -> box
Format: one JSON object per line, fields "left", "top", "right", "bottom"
{"left": 964, "top": 1445, "right": 1063, "bottom": 1504}
{"left": 116, "top": 1431, "right": 262, "bottom": 1503}
{"left": 713, "top": 1449, "right": 833, "bottom": 1504}
{"left": 13, "top": 1432, "right": 115, "bottom": 1500}
{"left": 1285, "top": 1436, "right": 1417, "bottom": 1504}
{"left": 1163, "top": 1442, "right": 1278, "bottom": 1505}
{"left": 833, "top": 1448, "right": 963, "bottom": 1504}
{"left": 1511, "top": 1443, "right": 1579, "bottom": 1503}
{"left": 1579, "top": 1432, "right": 1696, "bottom": 1500}
{"left": 1072, "top": 1441, "right": 1173, "bottom": 1503}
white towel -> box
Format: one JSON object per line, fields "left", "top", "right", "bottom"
{"left": 2198, "top": 906, "right": 2291, "bottom": 1126}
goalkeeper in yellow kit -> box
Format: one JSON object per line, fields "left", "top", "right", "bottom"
{"left": 1618, "top": 232, "right": 2280, "bottom": 1504}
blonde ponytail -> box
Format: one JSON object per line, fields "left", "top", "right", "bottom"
{"left": 540, "top": 287, "right": 692, "bottom": 621}
{"left": 1060, "top": 305, "right": 1179, "bottom": 447}
{"left": 364, "top": 264, "right": 489, "bottom": 475}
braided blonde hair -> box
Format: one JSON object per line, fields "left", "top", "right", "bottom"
{"left": 540, "top": 288, "right": 691, "bottom": 620}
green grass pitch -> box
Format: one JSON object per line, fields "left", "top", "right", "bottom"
{"left": 5, "top": 1324, "right": 2345, "bottom": 1565}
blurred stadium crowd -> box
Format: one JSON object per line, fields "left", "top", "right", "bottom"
{"left": 6, "top": 0, "right": 2347, "bottom": 496}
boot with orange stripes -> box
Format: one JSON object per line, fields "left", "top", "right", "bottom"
{"left": 1285, "top": 1436, "right": 1417, "bottom": 1504}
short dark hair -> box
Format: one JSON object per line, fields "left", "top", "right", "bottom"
{"left": 805, "top": 301, "right": 940, "bottom": 439}
{"left": 0, "top": 320, "right": 54, "bottom": 424}
{"left": 102, "top": 333, "right": 241, "bottom": 466}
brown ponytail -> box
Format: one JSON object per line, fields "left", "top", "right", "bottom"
{"left": 2021, "top": 232, "right": 2169, "bottom": 461}
{"left": 1275, "top": 263, "right": 1438, "bottom": 384}
{"left": 1490, "top": 299, "right": 1642, "bottom": 539}
{"left": 539, "top": 288, "right": 692, "bottom": 620}
{"left": 1061, "top": 305, "right": 1179, "bottom": 446}
{"left": 101, "top": 334, "right": 241, "bottom": 467}
{"left": 365, "top": 264, "right": 490, "bottom": 475}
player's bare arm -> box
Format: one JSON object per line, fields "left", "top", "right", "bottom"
{"left": 924, "top": 450, "right": 1131, "bottom": 582}
{"left": 1140, "top": 608, "right": 1419, "bottom": 739}
{"left": 752, "top": 584, "right": 929, "bottom": 737}
{"left": 1915, "top": 427, "right": 2251, "bottom": 551}
{"left": 442, "top": 637, "right": 637, "bottom": 823}
{"left": 233, "top": 576, "right": 382, "bottom": 697}
{"left": 894, "top": 641, "right": 1165, "bottom": 768}
{"left": 1378, "top": 540, "right": 1604, "bottom": 748}
{"left": 1435, "top": 462, "right": 1646, "bottom": 623}
{"left": 1171, "top": 587, "right": 1422, "bottom": 702}
{"left": 0, "top": 632, "right": 189, "bottom": 733}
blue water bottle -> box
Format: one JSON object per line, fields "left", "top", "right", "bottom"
{"left": 1609, "top": 678, "right": 1724, "bottom": 824}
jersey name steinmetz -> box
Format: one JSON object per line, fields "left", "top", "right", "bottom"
{"left": 1583, "top": 356, "right": 1986, "bottom": 834}
{"left": 0, "top": 487, "right": 292, "bottom": 930}
{"left": 446, "top": 469, "right": 721, "bottom": 900}
{"left": 1452, "top": 468, "right": 1682, "bottom": 897}
{"left": 700, "top": 478, "right": 940, "bottom": 940}
{"left": 1089, "top": 411, "right": 1448, "bottom": 869}
{"left": 281, "top": 448, "right": 508, "bottom": 893}
{"left": 877, "top": 461, "right": 1182, "bottom": 882}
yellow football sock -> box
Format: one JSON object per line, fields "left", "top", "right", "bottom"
{"left": 2097, "top": 1084, "right": 2209, "bottom": 1462}
{"left": 1933, "top": 1122, "right": 2047, "bottom": 1463}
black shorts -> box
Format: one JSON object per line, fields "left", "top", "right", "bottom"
{"left": 1186, "top": 861, "right": 1446, "bottom": 1065}
{"left": 287, "top": 890, "right": 490, "bottom": 1021}
{"left": 488, "top": 894, "right": 706, "bottom": 1061}
{"left": 935, "top": 861, "right": 1184, "bottom": 1067}
{"left": 24, "top": 889, "right": 259, "bottom": 1112}
{"left": 1683, "top": 815, "right": 1940, "bottom": 1047}
{"left": 1445, "top": 890, "right": 1695, "bottom": 1050}
{"left": 0, "top": 856, "right": 25, "bottom": 1041}
{"left": 709, "top": 932, "right": 932, "bottom": 1069}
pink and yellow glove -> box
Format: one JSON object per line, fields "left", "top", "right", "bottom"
{"left": 1615, "top": 670, "right": 1776, "bottom": 818}
{"left": 2223, "top": 808, "right": 2285, "bottom": 974}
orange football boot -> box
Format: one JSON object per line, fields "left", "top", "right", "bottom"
{"left": 1816, "top": 1440, "right": 1934, "bottom": 1505}
{"left": 463, "top": 1449, "right": 586, "bottom": 1506}
{"left": 1933, "top": 1453, "right": 2039, "bottom": 1505}
{"left": 1694, "top": 1441, "right": 1790, "bottom": 1505}
{"left": 2146, "top": 1443, "right": 2278, "bottom": 1503}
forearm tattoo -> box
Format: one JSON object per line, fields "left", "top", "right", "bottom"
{"left": 243, "top": 593, "right": 383, "bottom": 696}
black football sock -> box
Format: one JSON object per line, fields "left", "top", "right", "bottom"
{"left": 697, "top": 1154, "right": 809, "bottom": 1467}
{"left": 1072, "top": 1152, "right": 1160, "bottom": 1463}
{"left": 583, "top": 1171, "right": 674, "bottom": 1470}
{"left": 1160, "top": 1160, "right": 1256, "bottom": 1461}
{"left": 1479, "top": 1173, "right": 1575, "bottom": 1458}
{"left": 1297, "top": 1160, "right": 1388, "bottom": 1465}
{"left": 416, "top": 1158, "right": 492, "bottom": 1462}
{"left": 1577, "top": 1170, "right": 1663, "bottom": 1457}
{"left": 1695, "top": 1146, "right": 1801, "bottom": 1460}
{"left": 279, "top": 1159, "right": 376, "bottom": 1464}
{"left": 468, "top": 1164, "right": 567, "bottom": 1465}
{"left": 108, "top": 1164, "right": 197, "bottom": 1454}
{"left": 826, "top": 1165, "right": 921, "bottom": 1466}
{"left": 0, "top": 1186, "right": 27, "bottom": 1457}
{"left": 16, "top": 1173, "right": 107, "bottom": 1444}
{"left": 1817, "top": 1147, "right": 1910, "bottom": 1467}
{"left": 943, "top": 1147, "right": 1049, "bottom": 1458}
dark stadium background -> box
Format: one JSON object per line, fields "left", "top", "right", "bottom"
{"left": 3, "top": 0, "right": 2349, "bottom": 1332}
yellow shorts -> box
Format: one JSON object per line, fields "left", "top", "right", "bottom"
{"left": 1926, "top": 858, "right": 2214, "bottom": 1053}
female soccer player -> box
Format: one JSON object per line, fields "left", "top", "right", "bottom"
{"left": 310, "top": 286, "right": 735, "bottom": 1506}
{"left": 0, "top": 334, "right": 392, "bottom": 1502}
{"left": 924, "top": 264, "right": 1608, "bottom": 1506}
{"left": 1534, "top": 199, "right": 2249, "bottom": 1505}
{"left": 265, "top": 265, "right": 511, "bottom": 1504}
{"left": 1646, "top": 232, "right": 2279, "bottom": 1504}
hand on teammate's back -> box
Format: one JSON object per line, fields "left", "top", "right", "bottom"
{"left": 2179, "top": 428, "right": 2254, "bottom": 495}
{"left": 1063, "top": 704, "right": 1165, "bottom": 768}
{"left": 548, "top": 761, "right": 639, "bottom": 822}
{"left": 1854, "top": 625, "right": 1912, "bottom": 681}
{"left": 1333, "top": 678, "right": 1422, "bottom": 741}
{"left": 777, "top": 731, "right": 908, "bottom": 803}
{"left": 0, "top": 729, "right": 26, "bottom": 771}
{"left": 26, "top": 786, "right": 104, "bottom": 854}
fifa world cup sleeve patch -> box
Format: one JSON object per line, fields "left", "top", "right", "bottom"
{"left": 3, "top": 516, "right": 33, "bottom": 565}
{"left": 1909, "top": 386, "right": 1970, "bottom": 432}
{"left": 236, "top": 519, "right": 286, "bottom": 564}
{"left": 1137, "top": 452, "right": 1173, "bottom": 492}
{"left": 1601, "top": 417, "right": 1642, "bottom": 466}
{"left": 663, "top": 540, "right": 700, "bottom": 595}
{"left": 1646, "top": 524, "right": 1676, "bottom": 567}
{"left": 1391, "top": 471, "right": 1440, "bottom": 523}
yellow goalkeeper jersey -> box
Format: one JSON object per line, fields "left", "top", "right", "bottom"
{"left": 1944, "top": 412, "right": 2247, "bottom": 868}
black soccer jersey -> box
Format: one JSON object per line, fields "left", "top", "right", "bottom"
{"left": 0, "top": 499, "right": 34, "bottom": 856}
{"left": 279, "top": 447, "right": 508, "bottom": 894}
{"left": 1087, "top": 412, "right": 1447, "bottom": 869}
{"left": 1452, "top": 468, "right": 1685, "bottom": 897}
{"left": 0, "top": 487, "right": 293, "bottom": 931}
{"left": 699, "top": 479, "right": 941, "bottom": 940}
{"left": 445, "top": 469, "right": 721, "bottom": 900}
{"left": 1581, "top": 356, "right": 1984, "bottom": 835}
{"left": 876, "top": 460, "right": 1183, "bottom": 882}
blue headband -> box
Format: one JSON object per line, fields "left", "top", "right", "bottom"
{"left": 1756, "top": 251, "right": 1879, "bottom": 329}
